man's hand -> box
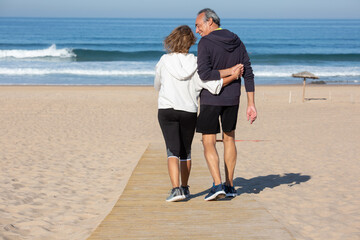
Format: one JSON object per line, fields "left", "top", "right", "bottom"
{"left": 247, "top": 105, "right": 257, "bottom": 124}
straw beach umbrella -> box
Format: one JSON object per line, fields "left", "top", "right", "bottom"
{"left": 292, "top": 71, "right": 319, "bottom": 102}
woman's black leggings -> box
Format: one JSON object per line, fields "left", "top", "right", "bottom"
{"left": 158, "top": 108, "right": 197, "bottom": 160}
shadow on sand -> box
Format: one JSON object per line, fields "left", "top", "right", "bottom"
{"left": 233, "top": 173, "right": 311, "bottom": 195}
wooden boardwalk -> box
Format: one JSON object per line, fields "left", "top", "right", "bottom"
{"left": 88, "top": 143, "right": 294, "bottom": 240}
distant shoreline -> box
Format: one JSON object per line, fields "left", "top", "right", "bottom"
{"left": 1, "top": 17, "right": 360, "bottom": 20}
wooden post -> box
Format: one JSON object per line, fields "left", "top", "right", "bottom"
{"left": 302, "top": 78, "right": 306, "bottom": 102}
{"left": 289, "top": 91, "right": 292, "bottom": 104}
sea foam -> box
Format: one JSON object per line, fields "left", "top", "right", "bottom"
{"left": 253, "top": 66, "right": 360, "bottom": 78}
{"left": 0, "top": 68, "right": 154, "bottom": 76}
{"left": 0, "top": 44, "right": 75, "bottom": 59}
{"left": 1, "top": 66, "right": 359, "bottom": 78}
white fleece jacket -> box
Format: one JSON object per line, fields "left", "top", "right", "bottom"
{"left": 154, "top": 53, "right": 223, "bottom": 113}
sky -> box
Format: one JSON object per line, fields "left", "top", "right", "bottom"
{"left": 0, "top": 0, "right": 359, "bottom": 19}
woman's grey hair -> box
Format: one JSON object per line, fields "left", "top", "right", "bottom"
{"left": 198, "top": 8, "right": 221, "bottom": 27}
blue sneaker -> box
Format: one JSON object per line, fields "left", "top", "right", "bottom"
{"left": 224, "top": 184, "right": 237, "bottom": 198}
{"left": 204, "top": 183, "right": 226, "bottom": 201}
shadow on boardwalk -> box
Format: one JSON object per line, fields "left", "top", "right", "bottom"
{"left": 190, "top": 173, "right": 311, "bottom": 200}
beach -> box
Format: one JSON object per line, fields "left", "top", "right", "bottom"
{"left": 0, "top": 85, "right": 359, "bottom": 240}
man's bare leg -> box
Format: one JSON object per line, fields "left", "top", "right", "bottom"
{"left": 202, "top": 134, "right": 222, "bottom": 185}
{"left": 223, "top": 130, "right": 237, "bottom": 187}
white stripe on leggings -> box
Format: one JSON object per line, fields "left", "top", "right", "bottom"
{"left": 180, "top": 158, "right": 191, "bottom": 162}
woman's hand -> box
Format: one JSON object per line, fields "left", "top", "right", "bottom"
{"left": 219, "top": 64, "right": 244, "bottom": 78}
{"left": 231, "top": 64, "right": 243, "bottom": 79}
{"left": 220, "top": 64, "right": 244, "bottom": 86}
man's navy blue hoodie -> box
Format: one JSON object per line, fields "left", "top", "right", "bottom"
{"left": 197, "top": 29, "right": 254, "bottom": 106}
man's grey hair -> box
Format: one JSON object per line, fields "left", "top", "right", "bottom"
{"left": 198, "top": 8, "right": 221, "bottom": 27}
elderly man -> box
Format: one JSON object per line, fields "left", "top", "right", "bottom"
{"left": 195, "top": 8, "right": 257, "bottom": 201}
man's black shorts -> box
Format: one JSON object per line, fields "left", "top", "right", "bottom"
{"left": 196, "top": 105, "right": 239, "bottom": 134}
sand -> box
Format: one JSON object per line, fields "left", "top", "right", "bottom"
{"left": 0, "top": 85, "right": 359, "bottom": 240}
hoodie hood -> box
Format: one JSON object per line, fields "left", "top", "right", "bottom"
{"left": 162, "top": 53, "right": 197, "bottom": 80}
{"left": 203, "top": 29, "right": 241, "bottom": 52}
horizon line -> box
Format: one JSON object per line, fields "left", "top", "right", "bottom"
{"left": 1, "top": 16, "right": 359, "bottom": 20}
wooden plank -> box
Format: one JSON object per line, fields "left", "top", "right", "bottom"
{"left": 88, "top": 143, "right": 294, "bottom": 240}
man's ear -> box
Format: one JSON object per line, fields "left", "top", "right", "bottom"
{"left": 208, "top": 18, "right": 214, "bottom": 26}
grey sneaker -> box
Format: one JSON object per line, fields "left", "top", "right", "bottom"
{"left": 224, "top": 184, "right": 237, "bottom": 198}
{"left": 181, "top": 185, "right": 190, "bottom": 198}
{"left": 166, "top": 187, "right": 185, "bottom": 202}
{"left": 204, "top": 183, "right": 226, "bottom": 201}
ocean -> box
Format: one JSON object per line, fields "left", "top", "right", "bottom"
{"left": 0, "top": 18, "right": 359, "bottom": 85}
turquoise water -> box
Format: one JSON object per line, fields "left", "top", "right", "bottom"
{"left": 0, "top": 18, "right": 359, "bottom": 85}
